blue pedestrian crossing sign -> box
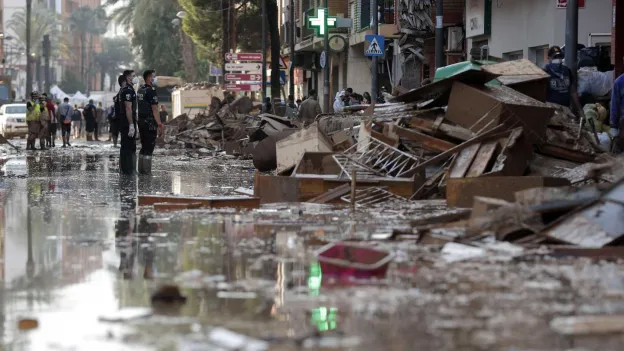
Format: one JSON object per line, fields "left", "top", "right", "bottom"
{"left": 364, "top": 35, "right": 385, "bottom": 57}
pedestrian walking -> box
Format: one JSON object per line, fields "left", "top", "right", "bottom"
{"left": 119, "top": 70, "right": 139, "bottom": 175}
{"left": 286, "top": 95, "right": 298, "bottom": 119}
{"left": 58, "top": 97, "right": 73, "bottom": 147}
{"left": 26, "top": 91, "right": 41, "bottom": 151}
{"left": 297, "top": 89, "right": 322, "bottom": 126}
{"left": 96, "top": 102, "right": 105, "bottom": 140}
{"left": 137, "top": 70, "right": 163, "bottom": 175}
{"left": 71, "top": 105, "right": 82, "bottom": 139}
{"left": 84, "top": 99, "right": 97, "bottom": 141}
{"left": 38, "top": 93, "right": 49, "bottom": 150}
{"left": 46, "top": 95, "right": 57, "bottom": 147}
{"left": 159, "top": 105, "right": 168, "bottom": 124}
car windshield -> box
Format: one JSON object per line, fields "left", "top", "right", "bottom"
{"left": 5, "top": 106, "right": 26, "bottom": 114}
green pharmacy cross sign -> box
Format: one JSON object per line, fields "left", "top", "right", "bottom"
{"left": 308, "top": 8, "right": 337, "bottom": 36}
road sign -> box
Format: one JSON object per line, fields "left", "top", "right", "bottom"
{"left": 279, "top": 56, "right": 287, "bottom": 69}
{"left": 225, "top": 73, "right": 262, "bottom": 81}
{"left": 307, "top": 8, "right": 337, "bottom": 36}
{"left": 224, "top": 52, "right": 263, "bottom": 61}
{"left": 225, "top": 84, "right": 261, "bottom": 92}
{"left": 209, "top": 65, "right": 222, "bottom": 76}
{"left": 364, "top": 35, "right": 385, "bottom": 57}
{"left": 320, "top": 51, "right": 327, "bottom": 68}
{"left": 225, "top": 63, "right": 262, "bottom": 72}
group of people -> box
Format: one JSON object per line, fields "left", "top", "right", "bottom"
{"left": 24, "top": 92, "right": 120, "bottom": 150}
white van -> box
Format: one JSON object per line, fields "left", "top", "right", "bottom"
{"left": 0, "top": 103, "right": 27, "bottom": 138}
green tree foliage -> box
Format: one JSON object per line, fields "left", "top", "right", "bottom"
{"left": 68, "top": 6, "right": 109, "bottom": 84}
{"left": 178, "top": 0, "right": 263, "bottom": 64}
{"left": 95, "top": 38, "right": 134, "bottom": 91}
{"left": 59, "top": 70, "right": 86, "bottom": 93}
{"left": 6, "top": 7, "right": 60, "bottom": 57}
{"left": 107, "top": 0, "right": 182, "bottom": 76}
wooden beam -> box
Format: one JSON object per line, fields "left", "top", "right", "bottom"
{"left": 394, "top": 125, "right": 456, "bottom": 152}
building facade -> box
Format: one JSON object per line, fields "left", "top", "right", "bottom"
{"left": 466, "top": 0, "right": 613, "bottom": 65}
{"left": 281, "top": 0, "right": 467, "bottom": 110}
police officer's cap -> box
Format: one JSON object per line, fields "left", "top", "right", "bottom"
{"left": 548, "top": 46, "right": 564, "bottom": 59}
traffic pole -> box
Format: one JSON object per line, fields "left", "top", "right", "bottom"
{"left": 289, "top": 0, "right": 295, "bottom": 99}
{"left": 371, "top": 0, "right": 378, "bottom": 103}
{"left": 25, "top": 0, "right": 32, "bottom": 96}
{"left": 435, "top": 0, "right": 444, "bottom": 70}
{"left": 323, "top": 1, "right": 330, "bottom": 113}
{"left": 565, "top": 0, "right": 578, "bottom": 77}
{"left": 261, "top": 0, "right": 267, "bottom": 100}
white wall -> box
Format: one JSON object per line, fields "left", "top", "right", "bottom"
{"left": 345, "top": 43, "right": 371, "bottom": 100}
{"left": 469, "top": 0, "right": 612, "bottom": 60}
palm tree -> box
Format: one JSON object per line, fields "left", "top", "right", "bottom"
{"left": 68, "top": 6, "right": 109, "bottom": 87}
{"left": 94, "top": 37, "right": 133, "bottom": 91}
{"left": 397, "top": 0, "right": 435, "bottom": 89}
{"left": 6, "top": 7, "right": 60, "bottom": 57}
{"left": 107, "top": 0, "right": 138, "bottom": 30}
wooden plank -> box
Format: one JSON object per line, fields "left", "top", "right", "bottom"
{"left": 153, "top": 202, "right": 203, "bottom": 212}
{"left": 307, "top": 184, "right": 351, "bottom": 204}
{"left": 403, "top": 124, "right": 508, "bottom": 178}
{"left": 254, "top": 173, "right": 300, "bottom": 203}
{"left": 138, "top": 195, "right": 260, "bottom": 209}
{"left": 446, "top": 176, "right": 571, "bottom": 208}
{"left": 465, "top": 140, "right": 499, "bottom": 177}
{"left": 406, "top": 117, "right": 475, "bottom": 141}
{"left": 448, "top": 144, "right": 481, "bottom": 178}
{"left": 394, "top": 125, "right": 456, "bottom": 152}
{"left": 538, "top": 144, "right": 596, "bottom": 163}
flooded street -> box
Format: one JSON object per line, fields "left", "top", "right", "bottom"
{"left": 1, "top": 142, "right": 624, "bottom": 350}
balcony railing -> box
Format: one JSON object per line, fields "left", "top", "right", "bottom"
{"left": 354, "top": 0, "right": 395, "bottom": 32}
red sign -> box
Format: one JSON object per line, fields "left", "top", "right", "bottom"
{"left": 224, "top": 52, "right": 263, "bottom": 61}
{"left": 556, "top": 0, "right": 585, "bottom": 8}
{"left": 225, "top": 84, "right": 261, "bottom": 92}
{"left": 225, "top": 73, "right": 262, "bottom": 82}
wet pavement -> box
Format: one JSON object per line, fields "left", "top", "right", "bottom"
{"left": 1, "top": 139, "right": 624, "bottom": 350}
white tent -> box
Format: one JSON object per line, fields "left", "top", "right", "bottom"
{"left": 72, "top": 91, "right": 89, "bottom": 101}
{"left": 50, "top": 85, "right": 70, "bottom": 101}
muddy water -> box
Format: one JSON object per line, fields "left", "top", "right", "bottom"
{"left": 0, "top": 141, "right": 623, "bottom": 350}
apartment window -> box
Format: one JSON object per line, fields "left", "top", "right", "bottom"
{"left": 529, "top": 45, "right": 548, "bottom": 68}
{"left": 381, "top": 0, "right": 395, "bottom": 24}
{"left": 359, "top": 0, "right": 371, "bottom": 30}
{"left": 503, "top": 50, "right": 523, "bottom": 61}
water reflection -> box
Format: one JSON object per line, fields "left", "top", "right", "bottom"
{"left": 116, "top": 176, "right": 155, "bottom": 280}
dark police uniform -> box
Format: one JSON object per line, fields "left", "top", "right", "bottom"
{"left": 110, "top": 93, "right": 120, "bottom": 140}
{"left": 119, "top": 84, "right": 137, "bottom": 175}
{"left": 137, "top": 83, "right": 159, "bottom": 157}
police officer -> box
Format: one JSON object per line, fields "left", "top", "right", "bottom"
{"left": 111, "top": 74, "right": 125, "bottom": 147}
{"left": 25, "top": 91, "right": 41, "bottom": 151}
{"left": 119, "top": 70, "right": 139, "bottom": 175}
{"left": 136, "top": 70, "right": 163, "bottom": 175}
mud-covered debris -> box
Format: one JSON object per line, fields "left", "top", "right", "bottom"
{"left": 208, "top": 327, "right": 269, "bottom": 351}
{"left": 151, "top": 284, "right": 187, "bottom": 304}
{"left": 550, "top": 315, "right": 624, "bottom": 335}
{"left": 98, "top": 308, "right": 152, "bottom": 322}
{"left": 18, "top": 318, "right": 39, "bottom": 330}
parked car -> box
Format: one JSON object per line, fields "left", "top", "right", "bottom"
{"left": 0, "top": 103, "right": 27, "bottom": 138}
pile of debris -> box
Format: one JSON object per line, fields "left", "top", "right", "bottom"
{"left": 244, "top": 59, "right": 624, "bottom": 258}
{"left": 163, "top": 96, "right": 264, "bottom": 151}
{"left": 252, "top": 59, "right": 621, "bottom": 244}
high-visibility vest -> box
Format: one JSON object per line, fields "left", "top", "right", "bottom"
{"left": 26, "top": 101, "right": 40, "bottom": 122}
